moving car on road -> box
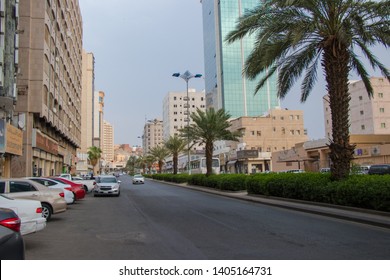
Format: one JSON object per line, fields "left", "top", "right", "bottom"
{"left": 93, "top": 175, "right": 121, "bottom": 197}
{"left": 132, "top": 174, "right": 145, "bottom": 184}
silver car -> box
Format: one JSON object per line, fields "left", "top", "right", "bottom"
{"left": 132, "top": 174, "right": 145, "bottom": 184}
{"left": 93, "top": 176, "right": 121, "bottom": 197}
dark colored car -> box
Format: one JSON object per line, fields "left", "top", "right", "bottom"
{"left": 368, "top": 164, "right": 390, "bottom": 175}
{"left": 0, "top": 208, "right": 25, "bottom": 260}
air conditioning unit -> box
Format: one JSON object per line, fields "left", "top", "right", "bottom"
{"left": 52, "top": 108, "right": 57, "bottom": 113}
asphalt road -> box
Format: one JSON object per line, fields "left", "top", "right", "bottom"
{"left": 24, "top": 175, "right": 390, "bottom": 260}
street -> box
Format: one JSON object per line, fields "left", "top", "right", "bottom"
{"left": 24, "top": 175, "right": 390, "bottom": 260}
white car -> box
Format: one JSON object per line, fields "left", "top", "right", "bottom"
{"left": 0, "top": 194, "right": 46, "bottom": 235}
{"left": 93, "top": 175, "right": 121, "bottom": 197}
{"left": 26, "top": 177, "right": 75, "bottom": 204}
{"left": 132, "top": 174, "right": 145, "bottom": 184}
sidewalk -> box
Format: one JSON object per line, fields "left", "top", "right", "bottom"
{"left": 155, "top": 180, "right": 390, "bottom": 229}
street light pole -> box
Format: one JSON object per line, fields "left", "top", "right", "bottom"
{"left": 172, "top": 70, "right": 202, "bottom": 175}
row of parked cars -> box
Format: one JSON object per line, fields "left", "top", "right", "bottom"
{"left": 0, "top": 173, "right": 144, "bottom": 259}
{"left": 0, "top": 175, "right": 93, "bottom": 260}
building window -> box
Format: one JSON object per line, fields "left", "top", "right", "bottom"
{"left": 381, "top": 123, "right": 386, "bottom": 128}
{"left": 361, "top": 125, "right": 365, "bottom": 130}
{"left": 360, "top": 110, "right": 364, "bottom": 115}
{"left": 380, "top": 108, "right": 385, "bottom": 113}
{"left": 296, "top": 115, "right": 300, "bottom": 120}
{"left": 378, "top": 93, "right": 384, "bottom": 98}
{"left": 290, "top": 130, "right": 294, "bottom": 135}
{"left": 251, "top": 131, "right": 255, "bottom": 136}
{"left": 174, "top": 97, "right": 177, "bottom": 100}
{"left": 359, "top": 96, "right": 363, "bottom": 100}
{"left": 257, "top": 131, "right": 261, "bottom": 136}
{"left": 280, "top": 116, "right": 284, "bottom": 120}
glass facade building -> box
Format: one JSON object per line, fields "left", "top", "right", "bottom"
{"left": 201, "top": 0, "right": 280, "bottom": 118}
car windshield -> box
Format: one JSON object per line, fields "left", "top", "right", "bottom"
{"left": 134, "top": 175, "right": 143, "bottom": 178}
{"left": 100, "top": 177, "right": 117, "bottom": 183}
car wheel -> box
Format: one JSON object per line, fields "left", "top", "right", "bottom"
{"left": 41, "top": 203, "right": 52, "bottom": 221}
{"left": 83, "top": 186, "right": 88, "bottom": 193}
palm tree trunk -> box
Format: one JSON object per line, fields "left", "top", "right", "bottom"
{"left": 173, "top": 154, "right": 178, "bottom": 174}
{"left": 323, "top": 45, "right": 355, "bottom": 180}
{"left": 205, "top": 141, "right": 213, "bottom": 176}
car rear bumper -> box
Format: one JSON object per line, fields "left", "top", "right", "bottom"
{"left": 21, "top": 217, "right": 46, "bottom": 236}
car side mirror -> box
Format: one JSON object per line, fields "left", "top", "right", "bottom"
{"left": 118, "top": 180, "right": 121, "bottom": 183}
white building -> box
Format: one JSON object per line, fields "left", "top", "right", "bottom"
{"left": 162, "top": 88, "right": 206, "bottom": 140}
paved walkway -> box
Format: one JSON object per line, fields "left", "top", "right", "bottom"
{"left": 154, "top": 180, "right": 390, "bottom": 229}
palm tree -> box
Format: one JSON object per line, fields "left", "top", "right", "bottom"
{"left": 87, "top": 146, "right": 102, "bottom": 174}
{"left": 148, "top": 146, "right": 170, "bottom": 174}
{"left": 180, "top": 108, "right": 240, "bottom": 176}
{"left": 145, "top": 155, "right": 156, "bottom": 174}
{"left": 226, "top": 0, "right": 390, "bottom": 180}
{"left": 164, "top": 135, "right": 187, "bottom": 174}
{"left": 126, "top": 156, "right": 138, "bottom": 175}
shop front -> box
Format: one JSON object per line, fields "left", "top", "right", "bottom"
{"left": 0, "top": 120, "right": 23, "bottom": 178}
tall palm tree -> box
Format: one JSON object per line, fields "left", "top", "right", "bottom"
{"left": 87, "top": 146, "right": 102, "bottom": 174}
{"left": 180, "top": 108, "right": 240, "bottom": 176}
{"left": 226, "top": 0, "right": 390, "bottom": 180}
{"left": 136, "top": 156, "right": 147, "bottom": 174}
{"left": 145, "top": 155, "right": 156, "bottom": 174}
{"left": 164, "top": 135, "right": 187, "bottom": 174}
{"left": 148, "top": 146, "right": 170, "bottom": 174}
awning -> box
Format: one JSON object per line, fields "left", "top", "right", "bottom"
{"left": 227, "top": 160, "right": 237, "bottom": 165}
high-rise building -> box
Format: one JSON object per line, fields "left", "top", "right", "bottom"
{"left": 102, "top": 120, "right": 114, "bottom": 162}
{"left": 324, "top": 77, "right": 390, "bottom": 138}
{"left": 201, "top": 0, "right": 280, "bottom": 117}
{"left": 77, "top": 50, "right": 95, "bottom": 174}
{"left": 13, "top": 0, "right": 83, "bottom": 177}
{"left": 162, "top": 89, "right": 206, "bottom": 140}
{"left": 93, "top": 90, "right": 104, "bottom": 148}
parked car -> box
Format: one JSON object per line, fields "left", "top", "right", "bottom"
{"left": 320, "top": 168, "right": 331, "bottom": 173}
{"left": 93, "top": 175, "right": 121, "bottom": 197}
{"left": 0, "top": 208, "right": 25, "bottom": 260}
{"left": 25, "top": 177, "right": 75, "bottom": 204}
{"left": 0, "top": 194, "right": 46, "bottom": 235}
{"left": 49, "top": 177, "right": 85, "bottom": 200}
{"left": 0, "top": 179, "right": 67, "bottom": 221}
{"left": 368, "top": 164, "right": 390, "bottom": 175}
{"left": 132, "top": 174, "right": 145, "bottom": 184}
{"left": 71, "top": 176, "right": 95, "bottom": 193}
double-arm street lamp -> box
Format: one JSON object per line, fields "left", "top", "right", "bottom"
{"left": 172, "top": 70, "right": 202, "bottom": 174}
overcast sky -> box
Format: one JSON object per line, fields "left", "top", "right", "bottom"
{"left": 79, "top": 0, "right": 390, "bottom": 145}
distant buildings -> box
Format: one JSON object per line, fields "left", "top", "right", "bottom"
{"left": 76, "top": 50, "right": 95, "bottom": 175}
{"left": 102, "top": 120, "right": 114, "bottom": 162}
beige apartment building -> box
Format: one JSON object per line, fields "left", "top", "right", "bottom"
{"left": 218, "top": 108, "right": 308, "bottom": 174}
{"left": 102, "top": 120, "right": 114, "bottom": 162}
{"left": 76, "top": 50, "right": 95, "bottom": 175}
{"left": 13, "top": 0, "right": 83, "bottom": 177}
{"left": 142, "top": 119, "right": 163, "bottom": 155}
{"left": 324, "top": 77, "right": 390, "bottom": 138}
{"left": 162, "top": 88, "right": 206, "bottom": 140}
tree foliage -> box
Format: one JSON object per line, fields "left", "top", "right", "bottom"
{"left": 226, "top": 0, "right": 390, "bottom": 180}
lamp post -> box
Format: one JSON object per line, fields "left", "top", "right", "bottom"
{"left": 172, "top": 70, "right": 202, "bottom": 174}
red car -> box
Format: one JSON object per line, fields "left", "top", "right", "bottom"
{"left": 49, "top": 177, "right": 85, "bottom": 200}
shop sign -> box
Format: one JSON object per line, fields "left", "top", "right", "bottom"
{"left": 5, "top": 123, "right": 23, "bottom": 156}
{"left": 237, "top": 150, "right": 259, "bottom": 159}
{"left": 32, "top": 129, "right": 58, "bottom": 155}
{"left": 0, "top": 119, "right": 5, "bottom": 153}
